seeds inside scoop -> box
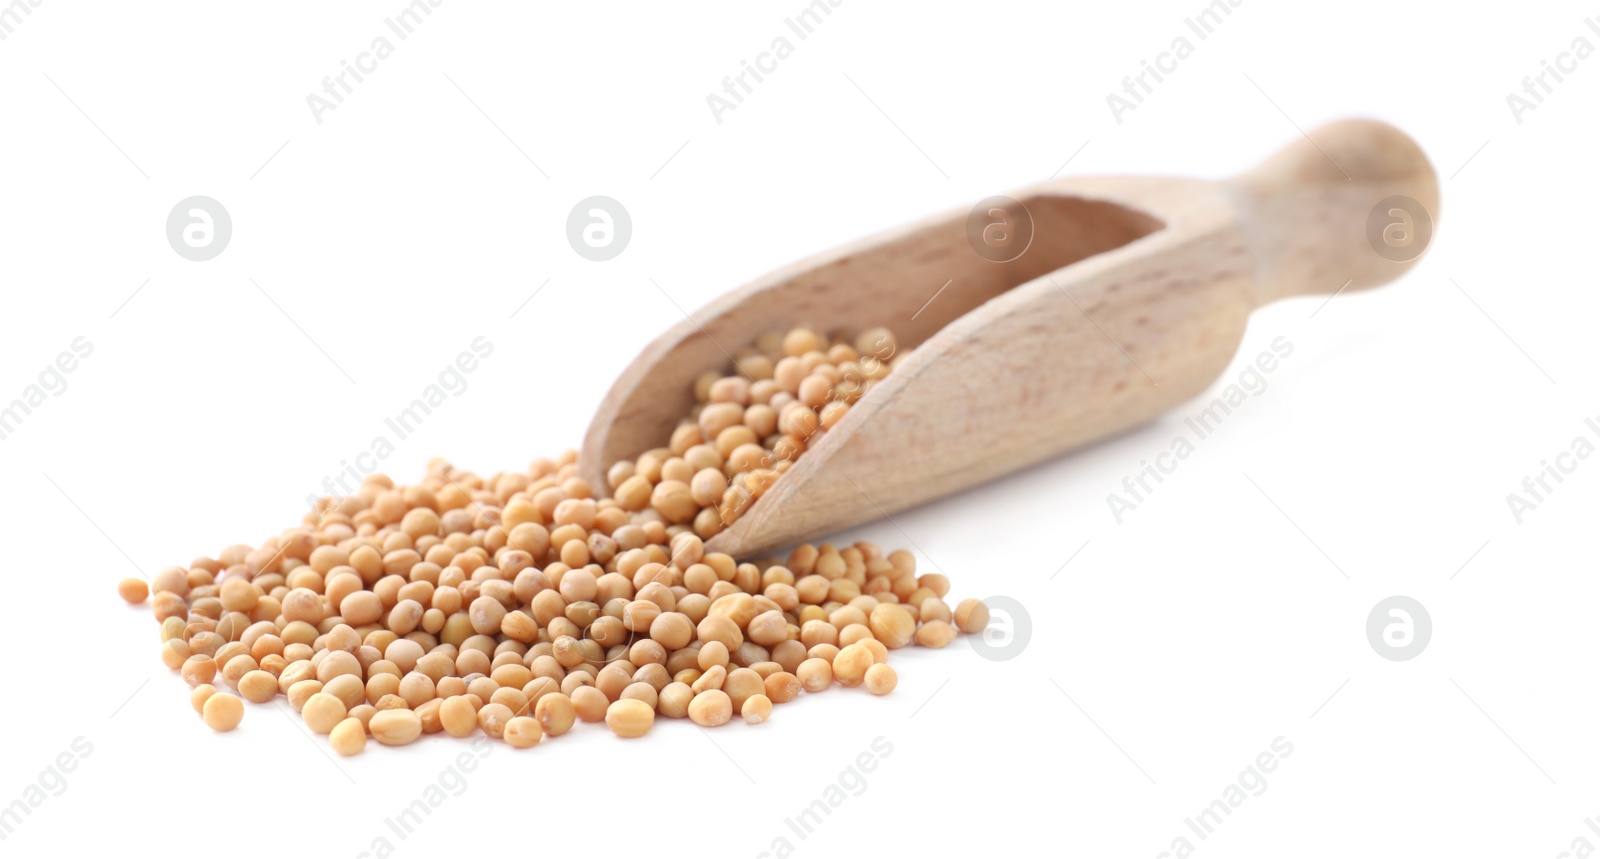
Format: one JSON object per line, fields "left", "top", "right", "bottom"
{"left": 122, "top": 326, "right": 992, "bottom": 753}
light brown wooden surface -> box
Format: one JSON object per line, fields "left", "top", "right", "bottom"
{"left": 580, "top": 119, "right": 1439, "bottom": 558}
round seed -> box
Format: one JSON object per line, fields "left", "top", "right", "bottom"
{"left": 190, "top": 684, "right": 217, "bottom": 715}
{"left": 620, "top": 681, "right": 659, "bottom": 710}
{"left": 914, "top": 620, "right": 959, "bottom": 648}
{"left": 747, "top": 610, "right": 788, "bottom": 647}
{"left": 238, "top": 670, "right": 278, "bottom": 704}
{"left": 181, "top": 655, "right": 217, "bottom": 688}
{"left": 220, "top": 578, "right": 259, "bottom": 612}
{"left": 572, "top": 686, "right": 610, "bottom": 723}
{"left": 724, "top": 667, "right": 765, "bottom": 713}
{"left": 503, "top": 716, "right": 544, "bottom": 749}
{"left": 688, "top": 689, "right": 733, "bottom": 727}
{"left": 605, "top": 698, "right": 655, "bottom": 738}
{"left": 954, "top": 598, "right": 990, "bottom": 634}
{"left": 118, "top": 578, "right": 149, "bottom": 604}
{"left": 202, "top": 693, "right": 244, "bottom": 732}
{"left": 287, "top": 679, "right": 322, "bottom": 711}
{"left": 535, "top": 693, "right": 576, "bottom": 737}
{"left": 697, "top": 641, "right": 730, "bottom": 671}
{"left": 764, "top": 672, "right": 801, "bottom": 704}
{"left": 329, "top": 717, "right": 367, "bottom": 756}
{"left": 370, "top": 709, "right": 423, "bottom": 746}
{"left": 440, "top": 696, "right": 478, "bottom": 738}
{"left": 742, "top": 694, "right": 773, "bottom": 724}
{"left": 650, "top": 481, "right": 697, "bottom": 524}
{"left": 477, "top": 702, "right": 513, "bottom": 738}
{"left": 650, "top": 612, "right": 694, "bottom": 650}
{"left": 797, "top": 658, "right": 833, "bottom": 692}
{"left": 869, "top": 603, "right": 916, "bottom": 649}
{"left": 832, "top": 644, "right": 873, "bottom": 687}
{"left": 864, "top": 663, "right": 897, "bottom": 695}
{"left": 658, "top": 682, "right": 693, "bottom": 718}
{"left": 692, "top": 664, "right": 727, "bottom": 694}
{"left": 302, "top": 692, "right": 348, "bottom": 734}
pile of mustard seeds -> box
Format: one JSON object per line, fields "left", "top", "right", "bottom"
{"left": 118, "top": 326, "right": 990, "bottom": 753}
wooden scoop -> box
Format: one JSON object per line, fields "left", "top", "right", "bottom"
{"left": 581, "top": 119, "right": 1438, "bottom": 558}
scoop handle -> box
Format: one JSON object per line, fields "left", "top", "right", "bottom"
{"left": 1223, "top": 119, "right": 1439, "bottom": 307}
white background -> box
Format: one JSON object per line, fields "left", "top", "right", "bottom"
{"left": 1, "top": 1, "right": 1595, "bottom": 856}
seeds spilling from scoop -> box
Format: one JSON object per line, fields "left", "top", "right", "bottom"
{"left": 119, "top": 326, "right": 988, "bottom": 751}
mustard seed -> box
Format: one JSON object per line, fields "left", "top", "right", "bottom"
{"left": 915, "top": 620, "right": 959, "bottom": 648}
{"left": 920, "top": 598, "right": 953, "bottom": 625}
{"left": 764, "top": 672, "right": 801, "bottom": 704}
{"left": 504, "top": 716, "right": 543, "bottom": 748}
{"left": 747, "top": 610, "right": 788, "bottom": 647}
{"left": 606, "top": 698, "right": 655, "bottom": 738}
{"left": 692, "top": 664, "right": 727, "bottom": 694}
{"left": 303, "top": 692, "right": 348, "bottom": 734}
{"left": 621, "top": 681, "right": 660, "bottom": 710}
{"left": 476, "top": 702, "right": 513, "bottom": 738}
{"left": 417, "top": 698, "right": 445, "bottom": 734}
{"left": 535, "top": 693, "right": 576, "bottom": 737}
{"left": 287, "top": 679, "right": 323, "bottom": 712}
{"left": 782, "top": 327, "right": 823, "bottom": 357}
{"left": 724, "top": 667, "right": 765, "bottom": 714}
{"left": 190, "top": 684, "right": 217, "bottom": 715}
{"left": 161, "top": 639, "right": 191, "bottom": 670}
{"left": 832, "top": 644, "right": 872, "bottom": 687}
{"left": 688, "top": 689, "right": 733, "bottom": 727}
{"left": 869, "top": 603, "right": 916, "bottom": 649}
{"left": 797, "top": 658, "right": 833, "bottom": 692}
{"left": 650, "top": 480, "right": 697, "bottom": 524}
{"left": 238, "top": 670, "right": 278, "bottom": 704}
{"left": 771, "top": 640, "right": 806, "bottom": 674}
{"left": 118, "top": 578, "right": 149, "bottom": 605}
{"left": 127, "top": 323, "right": 968, "bottom": 757}
{"left": 440, "top": 695, "right": 477, "bottom": 737}
{"left": 864, "top": 663, "right": 897, "bottom": 695}
{"left": 838, "top": 623, "right": 873, "bottom": 648}
{"left": 697, "top": 640, "right": 730, "bottom": 671}
{"left": 954, "top": 598, "right": 990, "bottom": 634}
{"left": 202, "top": 692, "right": 244, "bottom": 732}
{"left": 859, "top": 638, "right": 889, "bottom": 665}
{"left": 181, "top": 655, "right": 216, "bottom": 688}
{"left": 370, "top": 709, "right": 423, "bottom": 746}
{"left": 697, "top": 614, "right": 743, "bottom": 650}
{"left": 658, "top": 682, "right": 693, "bottom": 718}
{"left": 742, "top": 694, "right": 773, "bottom": 724}
{"left": 572, "top": 685, "right": 609, "bottom": 722}
{"left": 330, "top": 717, "right": 367, "bottom": 756}
{"left": 650, "top": 611, "right": 694, "bottom": 650}
{"left": 150, "top": 567, "right": 188, "bottom": 597}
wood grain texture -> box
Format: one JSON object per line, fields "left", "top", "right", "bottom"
{"left": 581, "top": 119, "right": 1439, "bottom": 558}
